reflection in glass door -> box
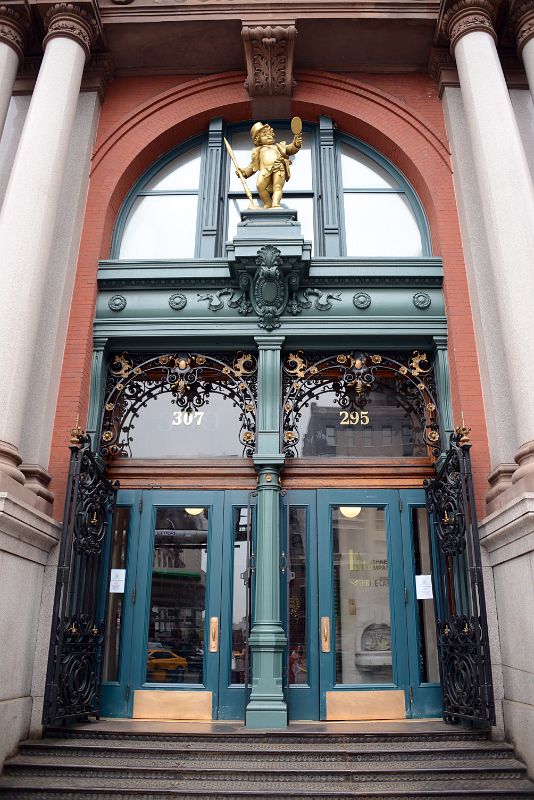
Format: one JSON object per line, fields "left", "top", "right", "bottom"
{"left": 145, "top": 505, "right": 209, "bottom": 685}
{"left": 331, "top": 504, "right": 393, "bottom": 687}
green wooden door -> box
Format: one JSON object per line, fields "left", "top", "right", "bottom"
{"left": 284, "top": 489, "right": 441, "bottom": 721}
{"left": 101, "top": 489, "right": 253, "bottom": 719}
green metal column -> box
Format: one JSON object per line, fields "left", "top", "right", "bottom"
{"left": 87, "top": 337, "right": 108, "bottom": 449}
{"left": 433, "top": 335, "right": 454, "bottom": 451}
{"left": 246, "top": 335, "right": 287, "bottom": 728}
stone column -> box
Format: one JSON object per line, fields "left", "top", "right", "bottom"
{"left": 444, "top": 0, "right": 534, "bottom": 494}
{"left": 0, "top": 3, "right": 96, "bottom": 485}
{"left": 0, "top": 5, "right": 28, "bottom": 140}
{"left": 511, "top": 1, "right": 534, "bottom": 106}
{"left": 246, "top": 335, "right": 287, "bottom": 728}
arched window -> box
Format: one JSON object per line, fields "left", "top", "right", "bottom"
{"left": 111, "top": 122, "right": 430, "bottom": 260}
{"left": 117, "top": 144, "right": 202, "bottom": 260}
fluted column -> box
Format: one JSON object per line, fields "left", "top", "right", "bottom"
{"left": 511, "top": 1, "right": 534, "bottom": 105}
{"left": 0, "top": 3, "right": 97, "bottom": 484}
{"left": 444, "top": 0, "right": 534, "bottom": 494}
{"left": 0, "top": 5, "right": 29, "bottom": 139}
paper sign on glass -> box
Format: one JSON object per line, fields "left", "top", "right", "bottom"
{"left": 109, "top": 569, "right": 126, "bottom": 593}
{"left": 415, "top": 574, "right": 433, "bottom": 600}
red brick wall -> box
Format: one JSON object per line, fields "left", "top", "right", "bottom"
{"left": 49, "top": 70, "right": 490, "bottom": 519}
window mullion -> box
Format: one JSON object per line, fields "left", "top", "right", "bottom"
{"left": 198, "top": 117, "right": 224, "bottom": 258}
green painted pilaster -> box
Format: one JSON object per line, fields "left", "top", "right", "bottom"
{"left": 318, "top": 116, "right": 342, "bottom": 257}
{"left": 198, "top": 118, "right": 223, "bottom": 258}
{"left": 433, "top": 336, "right": 454, "bottom": 455}
{"left": 87, "top": 337, "right": 108, "bottom": 449}
{"left": 246, "top": 335, "right": 287, "bottom": 728}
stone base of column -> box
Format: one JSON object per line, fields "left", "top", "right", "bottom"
{"left": 20, "top": 463, "right": 54, "bottom": 504}
{"left": 0, "top": 440, "right": 25, "bottom": 485}
{"left": 479, "top": 494, "right": 534, "bottom": 772}
{"left": 486, "top": 462, "right": 516, "bottom": 513}
{"left": 511, "top": 440, "right": 534, "bottom": 494}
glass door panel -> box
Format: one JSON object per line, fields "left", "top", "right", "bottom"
{"left": 145, "top": 505, "right": 209, "bottom": 685}
{"left": 332, "top": 504, "right": 393, "bottom": 686}
{"left": 100, "top": 491, "right": 141, "bottom": 717}
{"left": 318, "top": 490, "right": 407, "bottom": 720}
{"left": 284, "top": 492, "right": 319, "bottom": 721}
{"left": 400, "top": 490, "right": 441, "bottom": 717}
{"left": 218, "top": 492, "right": 256, "bottom": 719}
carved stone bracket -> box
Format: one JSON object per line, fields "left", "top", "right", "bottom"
{"left": 510, "top": 0, "right": 534, "bottom": 52}
{"left": 242, "top": 24, "right": 297, "bottom": 100}
{"left": 44, "top": 2, "right": 99, "bottom": 59}
{"left": 442, "top": 0, "right": 499, "bottom": 52}
{"left": 0, "top": 4, "right": 30, "bottom": 60}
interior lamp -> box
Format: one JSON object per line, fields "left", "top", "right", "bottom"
{"left": 339, "top": 506, "right": 362, "bottom": 519}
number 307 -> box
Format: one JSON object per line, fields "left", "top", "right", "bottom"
{"left": 172, "top": 411, "right": 204, "bottom": 426}
{"left": 339, "top": 410, "right": 370, "bottom": 426}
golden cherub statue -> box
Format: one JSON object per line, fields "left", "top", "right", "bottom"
{"left": 224, "top": 118, "right": 303, "bottom": 209}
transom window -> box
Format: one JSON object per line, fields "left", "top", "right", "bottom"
{"left": 112, "top": 120, "right": 430, "bottom": 260}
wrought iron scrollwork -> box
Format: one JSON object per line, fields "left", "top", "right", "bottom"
{"left": 281, "top": 350, "right": 440, "bottom": 457}
{"left": 43, "top": 434, "right": 118, "bottom": 725}
{"left": 425, "top": 431, "right": 495, "bottom": 726}
{"left": 100, "top": 351, "right": 258, "bottom": 459}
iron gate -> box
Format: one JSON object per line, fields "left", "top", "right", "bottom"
{"left": 43, "top": 434, "right": 117, "bottom": 726}
{"left": 425, "top": 429, "right": 495, "bottom": 727}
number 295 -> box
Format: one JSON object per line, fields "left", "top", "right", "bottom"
{"left": 339, "top": 410, "right": 370, "bottom": 426}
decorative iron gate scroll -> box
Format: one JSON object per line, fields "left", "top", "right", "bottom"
{"left": 43, "top": 433, "right": 117, "bottom": 726}
{"left": 425, "top": 429, "right": 495, "bottom": 727}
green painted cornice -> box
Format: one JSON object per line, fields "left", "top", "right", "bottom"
{"left": 97, "top": 256, "right": 443, "bottom": 291}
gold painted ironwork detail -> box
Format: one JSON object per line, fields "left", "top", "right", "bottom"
{"left": 70, "top": 415, "right": 85, "bottom": 446}
{"left": 282, "top": 350, "right": 441, "bottom": 458}
{"left": 100, "top": 352, "right": 257, "bottom": 459}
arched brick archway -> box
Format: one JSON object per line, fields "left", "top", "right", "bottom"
{"left": 49, "top": 70, "right": 489, "bottom": 516}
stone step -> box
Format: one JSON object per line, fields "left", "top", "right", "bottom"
{"left": 44, "top": 727, "right": 490, "bottom": 746}
{"left": 7, "top": 751, "right": 523, "bottom": 770}
{"left": 2, "top": 758, "right": 528, "bottom": 783}
{"left": 1, "top": 775, "right": 534, "bottom": 799}
{"left": 17, "top": 739, "right": 515, "bottom": 764}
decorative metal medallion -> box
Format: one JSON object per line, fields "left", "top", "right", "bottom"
{"left": 413, "top": 291, "right": 431, "bottom": 309}
{"left": 108, "top": 294, "right": 127, "bottom": 312}
{"left": 282, "top": 350, "right": 440, "bottom": 457}
{"left": 353, "top": 292, "right": 372, "bottom": 310}
{"left": 100, "top": 351, "right": 258, "bottom": 458}
{"left": 43, "top": 434, "right": 118, "bottom": 726}
{"left": 425, "top": 431, "right": 495, "bottom": 727}
{"left": 168, "top": 293, "right": 187, "bottom": 311}
{"left": 243, "top": 244, "right": 294, "bottom": 330}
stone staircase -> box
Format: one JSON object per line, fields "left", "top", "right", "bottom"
{"left": 1, "top": 725, "right": 534, "bottom": 799}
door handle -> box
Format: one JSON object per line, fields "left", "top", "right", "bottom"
{"left": 209, "top": 617, "right": 219, "bottom": 653}
{"left": 321, "top": 616, "right": 330, "bottom": 653}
